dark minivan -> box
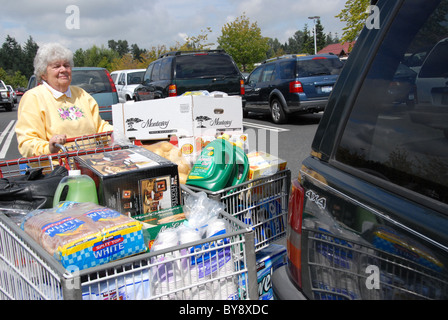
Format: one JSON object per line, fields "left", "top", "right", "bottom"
{"left": 244, "top": 54, "right": 343, "bottom": 124}
{"left": 134, "top": 50, "right": 244, "bottom": 101}
{"left": 273, "top": 0, "right": 448, "bottom": 300}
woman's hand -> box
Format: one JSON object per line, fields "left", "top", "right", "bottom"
{"left": 49, "top": 134, "right": 67, "bottom": 153}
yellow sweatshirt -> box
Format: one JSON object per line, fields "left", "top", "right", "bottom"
{"left": 16, "top": 84, "right": 114, "bottom": 157}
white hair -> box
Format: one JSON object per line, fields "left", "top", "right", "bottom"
{"left": 34, "top": 43, "right": 74, "bottom": 82}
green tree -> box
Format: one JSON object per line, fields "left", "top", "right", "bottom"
{"left": 0, "top": 35, "right": 22, "bottom": 74}
{"left": 336, "top": 0, "right": 370, "bottom": 43}
{"left": 315, "top": 19, "right": 327, "bottom": 52}
{"left": 179, "top": 28, "right": 214, "bottom": 50}
{"left": 22, "top": 36, "right": 39, "bottom": 78}
{"left": 0, "top": 68, "right": 27, "bottom": 88}
{"left": 131, "top": 44, "right": 146, "bottom": 62}
{"left": 266, "top": 38, "right": 285, "bottom": 59}
{"left": 217, "top": 14, "right": 269, "bottom": 72}
{"left": 108, "top": 40, "right": 129, "bottom": 57}
{"left": 73, "top": 45, "right": 118, "bottom": 70}
{"left": 301, "top": 24, "right": 314, "bottom": 54}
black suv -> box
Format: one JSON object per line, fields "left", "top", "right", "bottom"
{"left": 243, "top": 54, "right": 343, "bottom": 124}
{"left": 134, "top": 50, "right": 244, "bottom": 101}
{"left": 273, "top": 0, "right": 448, "bottom": 300}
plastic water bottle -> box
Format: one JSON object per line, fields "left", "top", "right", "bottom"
{"left": 53, "top": 170, "right": 98, "bottom": 207}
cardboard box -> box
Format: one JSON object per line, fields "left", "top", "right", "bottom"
{"left": 133, "top": 205, "right": 186, "bottom": 250}
{"left": 247, "top": 151, "right": 287, "bottom": 180}
{"left": 75, "top": 146, "right": 181, "bottom": 217}
{"left": 112, "top": 95, "right": 244, "bottom": 141}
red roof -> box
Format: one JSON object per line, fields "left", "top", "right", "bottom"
{"left": 318, "top": 42, "right": 356, "bottom": 56}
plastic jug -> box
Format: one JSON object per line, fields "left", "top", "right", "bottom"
{"left": 186, "top": 139, "right": 236, "bottom": 192}
{"left": 53, "top": 170, "right": 99, "bottom": 207}
{"left": 226, "top": 145, "right": 249, "bottom": 188}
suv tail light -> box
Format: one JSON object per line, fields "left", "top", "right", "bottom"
{"left": 287, "top": 179, "right": 305, "bottom": 288}
{"left": 105, "top": 71, "right": 117, "bottom": 93}
{"left": 240, "top": 79, "right": 245, "bottom": 95}
{"left": 168, "top": 84, "right": 177, "bottom": 97}
{"left": 290, "top": 81, "right": 303, "bottom": 93}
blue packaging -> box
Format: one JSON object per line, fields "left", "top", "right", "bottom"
{"left": 255, "top": 244, "right": 287, "bottom": 300}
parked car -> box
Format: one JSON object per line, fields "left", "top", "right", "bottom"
{"left": 71, "top": 67, "right": 119, "bottom": 123}
{"left": 414, "top": 37, "right": 448, "bottom": 108}
{"left": 15, "top": 87, "right": 26, "bottom": 96}
{"left": 272, "top": 0, "right": 448, "bottom": 300}
{"left": 243, "top": 54, "right": 343, "bottom": 124}
{"left": 6, "top": 85, "right": 17, "bottom": 103}
{"left": 0, "top": 80, "right": 14, "bottom": 111}
{"left": 134, "top": 50, "right": 245, "bottom": 101}
{"left": 27, "top": 74, "right": 37, "bottom": 91}
{"left": 111, "top": 69, "right": 145, "bottom": 101}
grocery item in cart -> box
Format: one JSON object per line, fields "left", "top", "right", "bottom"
{"left": 149, "top": 192, "right": 239, "bottom": 299}
{"left": 134, "top": 205, "right": 187, "bottom": 250}
{"left": 75, "top": 146, "right": 181, "bottom": 217}
{"left": 247, "top": 151, "right": 287, "bottom": 180}
{"left": 53, "top": 170, "right": 98, "bottom": 207}
{"left": 21, "top": 202, "right": 146, "bottom": 271}
{"left": 239, "top": 244, "right": 286, "bottom": 300}
{"left": 365, "top": 225, "right": 445, "bottom": 273}
{"left": 186, "top": 138, "right": 249, "bottom": 192}
{"left": 141, "top": 141, "right": 191, "bottom": 185}
{"left": 0, "top": 166, "right": 68, "bottom": 211}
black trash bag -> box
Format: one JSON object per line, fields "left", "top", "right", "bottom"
{"left": 0, "top": 166, "right": 68, "bottom": 211}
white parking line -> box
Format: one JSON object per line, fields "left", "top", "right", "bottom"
{"left": 0, "top": 120, "right": 16, "bottom": 159}
{"left": 243, "top": 121, "right": 290, "bottom": 132}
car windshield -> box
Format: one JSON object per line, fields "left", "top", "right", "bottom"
{"left": 297, "top": 58, "right": 343, "bottom": 77}
{"left": 175, "top": 55, "right": 239, "bottom": 79}
{"left": 71, "top": 69, "right": 112, "bottom": 94}
{"left": 127, "top": 71, "right": 145, "bottom": 84}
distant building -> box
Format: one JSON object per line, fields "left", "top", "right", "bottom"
{"left": 318, "top": 42, "right": 356, "bottom": 60}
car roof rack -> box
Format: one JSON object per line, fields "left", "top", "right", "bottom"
{"left": 262, "top": 53, "right": 310, "bottom": 64}
{"left": 158, "top": 49, "right": 226, "bottom": 59}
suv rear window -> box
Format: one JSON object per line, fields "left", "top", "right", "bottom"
{"left": 297, "top": 57, "right": 343, "bottom": 77}
{"left": 175, "top": 54, "right": 239, "bottom": 79}
{"left": 336, "top": 1, "right": 448, "bottom": 206}
{"left": 71, "top": 69, "right": 113, "bottom": 94}
{"left": 127, "top": 71, "right": 145, "bottom": 84}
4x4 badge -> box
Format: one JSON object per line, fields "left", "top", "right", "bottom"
{"left": 305, "top": 190, "right": 327, "bottom": 210}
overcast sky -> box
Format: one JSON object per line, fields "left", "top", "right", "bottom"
{"left": 0, "top": 0, "right": 348, "bottom": 52}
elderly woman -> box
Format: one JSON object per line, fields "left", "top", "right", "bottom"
{"left": 16, "top": 43, "right": 114, "bottom": 157}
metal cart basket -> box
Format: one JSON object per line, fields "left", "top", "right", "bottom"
{"left": 0, "top": 135, "right": 258, "bottom": 300}
{"left": 184, "top": 169, "right": 291, "bottom": 252}
{"left": 301, "top": 225, "right": 448, "bottom": 300}
{"left": 0, "top": 204, "right": 257, "bottom": 300}
{"left": 0, "top": 131, "right": 124, "bottom": 178}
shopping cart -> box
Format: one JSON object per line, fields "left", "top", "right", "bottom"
{"left": 0, "top": 185, "right": 257, "bottom": 300}
{"left": 0, "top": 131, "right": 125, "bottom": 178}
{"left": 0, "top": 135, "right": 258, "bottom": 300}
{"left": 301, "top": 225, "right": 448, "bottom": 300}
{"left": 184, "top": 169, "right": 291, "bottom": 252}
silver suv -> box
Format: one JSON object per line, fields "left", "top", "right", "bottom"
{"left": 0, "top": 80, "right": 14, "bottom": 111}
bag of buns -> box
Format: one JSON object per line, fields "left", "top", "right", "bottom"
{"left": 21, "top": 202, "right": 146, "bottom": 271}
{"left": 142, "top": 141, "right": 191, "bottom": 184}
